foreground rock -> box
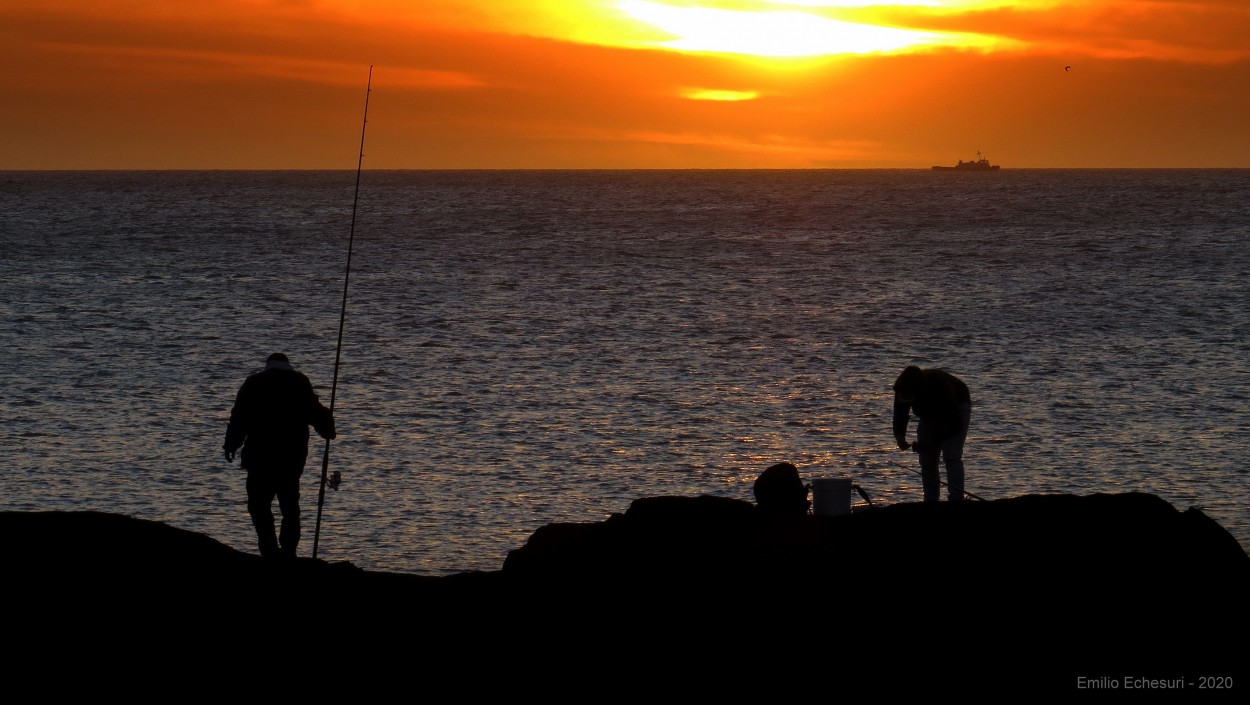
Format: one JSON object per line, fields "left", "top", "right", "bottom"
{"left": 504, "top": 493, "right": 1249, "bottom": 673}
{"left": 504, "top": 492, "right": 1249, "bottom": 598}
{"left": 5, "top": 493, "right": 1247, "bottom": 690}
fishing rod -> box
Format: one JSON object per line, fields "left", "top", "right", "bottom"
{"left": 313, "top": 65, "right": 373, "bottom": 560}
{"left": 883, "top": 455, "right": 988, "bottom": 502}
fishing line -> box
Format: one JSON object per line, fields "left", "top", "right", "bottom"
{"left": 313, "top": 66, "right": 373, "bottom": 560}
{"left": 883, "top": 455, "right": 987, "bottom": 502}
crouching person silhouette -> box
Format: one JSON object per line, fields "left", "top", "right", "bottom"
{"left": 892, "top": 365, "right": 971, "bottom": 502}
{"left": 754, "top": 462, "right": 811, "bottom": 517}
{"left": 224, "top": 353, "right": 335, "bottom": 558}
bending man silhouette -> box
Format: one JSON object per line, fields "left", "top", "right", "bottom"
{"left": 224, "top": 353, "right": 335, "bottom": 558}
{"left": 892, "top": 366, "right": 971, "bottom": 502}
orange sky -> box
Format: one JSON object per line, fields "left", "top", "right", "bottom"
{"left": 2, "top": 0, "right": 1249, "bottom": 168}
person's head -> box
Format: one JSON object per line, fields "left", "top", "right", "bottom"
{"left": 265, "top": 352, "right": 294, "bottom": 370}
{"left": 754, "top": 462, "right": 810, "bottom": 517}
{"left": 893, "top": 365, "right": 924, "bottom": 400}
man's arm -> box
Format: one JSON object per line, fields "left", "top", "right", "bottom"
{"left": 892, "top": 395, "right": 911, "bottom": 449}
{"left": 311, "top": 403, "right": 336, "bottom": 441}
{"left": 223, "top": 382, "right": 250, "bottom": 462}
{"left": 303, "top": 379, "right": 336, "bottom": 441}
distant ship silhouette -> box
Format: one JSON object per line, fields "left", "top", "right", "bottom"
{"left": 932, "top": 151, "right": 1000, "bottom": 171}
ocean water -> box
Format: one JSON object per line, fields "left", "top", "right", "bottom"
{"left": 2, "top": 169, "right": 1247, "bottom": 574}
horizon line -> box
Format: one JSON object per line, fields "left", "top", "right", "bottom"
{"left": 6, "top": 166, "right": 1250, "bottom": 172}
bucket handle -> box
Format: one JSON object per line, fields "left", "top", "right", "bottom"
{"left": 852, "top": 483, "right": 874, "bottom": 508}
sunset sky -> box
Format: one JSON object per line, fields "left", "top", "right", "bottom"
{"left": 3, "top": 0, "right": 1249, "bottom": 168}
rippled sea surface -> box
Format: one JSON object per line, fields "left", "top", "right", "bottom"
{"left": 2, "top": 170, "right": 1247, "bottom": 573}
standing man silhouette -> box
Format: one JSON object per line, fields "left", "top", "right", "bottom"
{"left": 892, "top": 365, "right": 972, "bottom": 502}
{"left": 224, "top": 353, "right": 335, "bottom": 558}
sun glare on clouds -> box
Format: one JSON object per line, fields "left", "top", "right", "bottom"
{"left": 684, "top": 88, "right": 761, "bottom": 101}
{"left": 616, "top": 0, "right": 1003, "bottom": 57}
{"left": 763, "top": 0, "right": 941, "bottom": 7}
{"left": 5, "top": 0, "right": 1249, "bottom": 168}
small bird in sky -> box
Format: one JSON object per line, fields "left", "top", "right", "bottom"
{"left": 1065, "top": 65, "right": 1071, "bottom": 71}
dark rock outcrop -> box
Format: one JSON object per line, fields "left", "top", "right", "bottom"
{"left": 5, "top": 493, "right": 1247, "bottom": 691}
{"left": 505, "top": 492, "right": 1249, "bottom": 595}
{"left": 500, "top": 492, "right": 1249, "bottom": 683}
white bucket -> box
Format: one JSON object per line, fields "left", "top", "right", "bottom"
{"left": 811, "top": 477, "right": 854, "bottom": 516}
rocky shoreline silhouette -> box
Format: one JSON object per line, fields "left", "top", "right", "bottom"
{"left": 6, "top": 492, "right": 1246, "bottom": 693}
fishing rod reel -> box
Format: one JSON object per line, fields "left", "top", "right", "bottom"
{"left": 327, "top": 471, "right": 343, "bottom": 491}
